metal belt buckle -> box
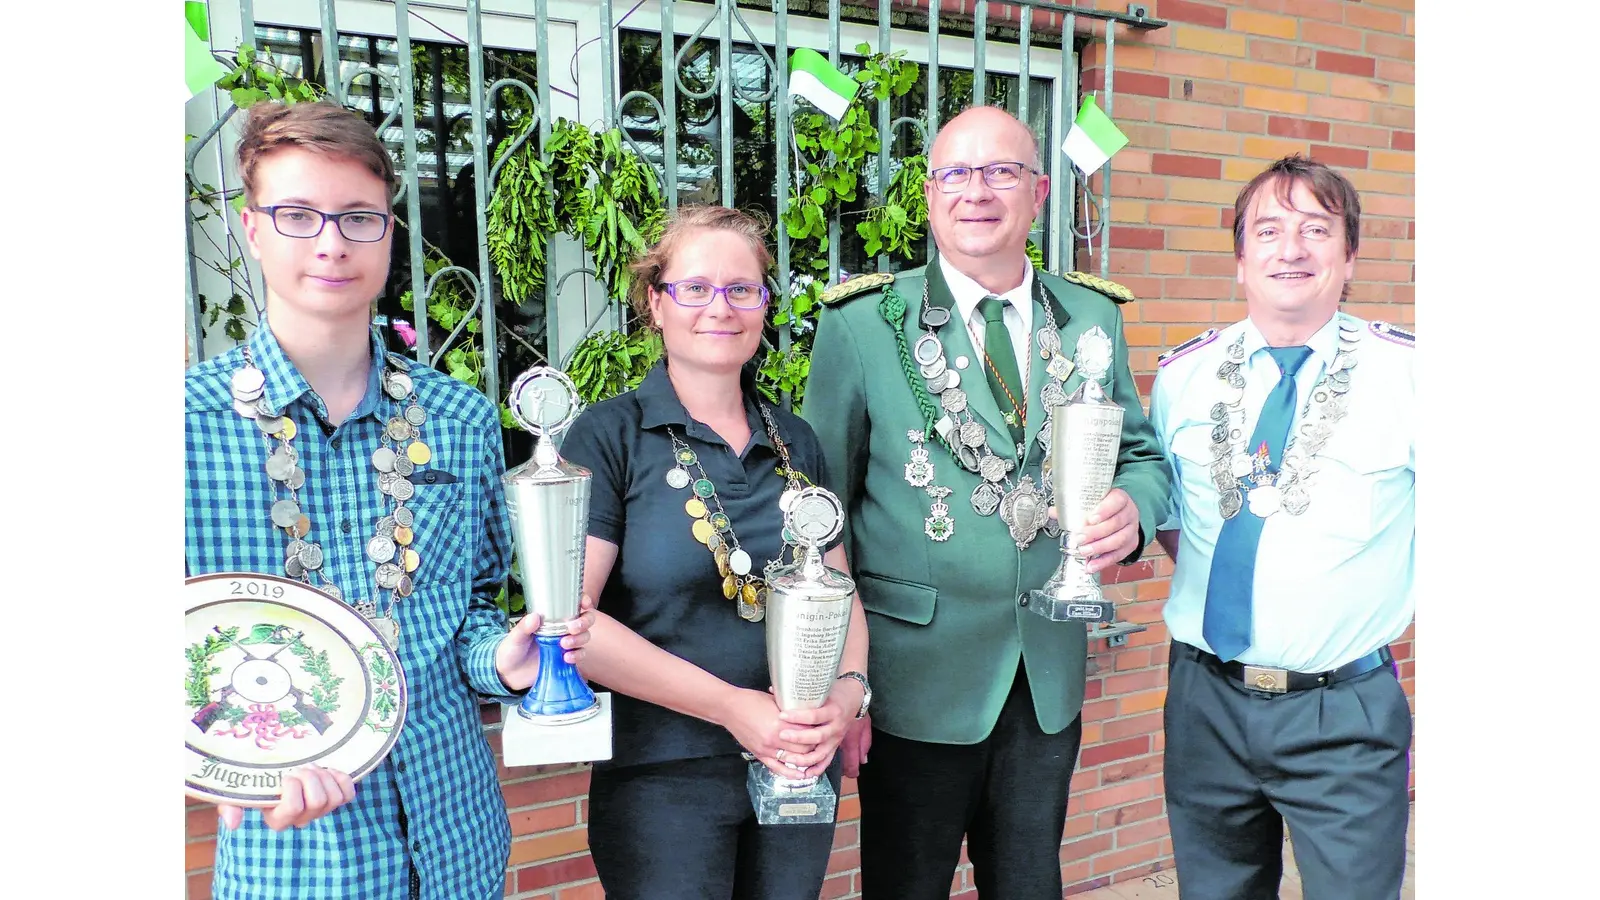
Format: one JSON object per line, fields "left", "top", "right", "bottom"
{"left": 1242, "top": 665, "right": 1289, "bottom": 693}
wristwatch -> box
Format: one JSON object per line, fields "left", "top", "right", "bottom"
{"left": 836, "top": 671, "right": 871, "bottom": 719}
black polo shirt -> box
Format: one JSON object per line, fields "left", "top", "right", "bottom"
{"left": 557, "top": 359, "right": 839, "bottom": 769}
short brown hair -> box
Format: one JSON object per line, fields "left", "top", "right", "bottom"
{"left": 627, "top": 205, "right": 774, "bottom": 324}
{"left": 1232, "top": 155, "right": 1361, "bottom": 261}
{"left": 235, "top": 100, "right": 395, "bottom": 208}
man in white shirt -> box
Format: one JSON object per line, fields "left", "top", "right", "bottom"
{"left": 1151, "top": 155, "right": 1414, "bottom": 899}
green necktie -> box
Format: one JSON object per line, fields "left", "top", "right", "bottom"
{"left": 975, "top": 294, "right": 1025, "bottom": 446}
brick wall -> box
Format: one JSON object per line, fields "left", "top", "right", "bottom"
{"left": 183, "top": 1, "right": 1416, "bottom": 896}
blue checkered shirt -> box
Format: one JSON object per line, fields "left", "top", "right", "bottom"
{"left": 186, "top": 322, "right": 518, "bottom": 899}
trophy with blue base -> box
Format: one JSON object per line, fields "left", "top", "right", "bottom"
{"left": 748, "top": 486, "right": 854, "bottom": 825}
{"left": 1027, "top": 327, "right": 1124, "bottom": 624}
{"left": 499, "top": 366, "right": 613, "bottom": 766}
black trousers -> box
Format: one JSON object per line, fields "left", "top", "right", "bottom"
{"left": 1164, "top": 642, "right": 1412, "bottom": 900}
{"left": 857, "top": 666, "right": 1084, "bottom": 900}
{"left": 587, "top": 752, "right": 842, "bottom": 900}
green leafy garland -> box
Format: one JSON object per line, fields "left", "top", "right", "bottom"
{"left": 766, "top": 43, "right": 925, "bottom": 409}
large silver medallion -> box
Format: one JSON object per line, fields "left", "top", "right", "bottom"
{"left": 998, "top": 476, "right": 1048, "bottom": 549}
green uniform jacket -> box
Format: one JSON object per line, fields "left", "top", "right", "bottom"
{"left": 801, "top": 260, "right": 1172, "bottom": 745}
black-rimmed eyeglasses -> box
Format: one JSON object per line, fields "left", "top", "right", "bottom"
{"left": 252, "top": 205, "right": 392, "bottom": 243}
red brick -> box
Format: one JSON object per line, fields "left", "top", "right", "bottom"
{"left": 1304, "top": 96, "right": 1369, "bottom": 123}
{"left": 1113, "top": 646, "right": 1158, "bottom": 672}
{"left": 1084, "top": 677, "right": 1105, "bottom": 701}
{"left": 1315, "top": 50, "right": 1376, "bottom": 77}
{"left": 185, "top": 839, "right": 216, "bottom": 872}
{"left": 187, "top": 870, "right": 213, "bottom": 900}
{"left": 187, "top": 806, "right": 218, "bottom": 838}
{"left": 1224, "top": 111, "right": 1267, "bottom": 135}
{"left": 1106, "top": 667, "right": 1166, "bottom": 695}
{"left": 1151, "top": 154, "right": 1221, "bottom": 180}
{"left": 1116, "top": 815, "right": 1173, "bottom": 848}
{"left": 502, "top": 771, "right": 591, "bottom": 809}
{"left": 1097, "top": 797, "right": 1167, "bottom": 830}
{"left": 1308, "top": 144, "right": 1369, "bottom": 169}
{"left": 1082, "top": 69, "right": 1171, "bottom": 99}
{"left": 1280, "top": 0, "right": 1344, "bottom": 22}
{"left": 1156, "top": 0, "right": 1230, "bottom": 28}
{"left": 826, "top": 848, "right": 860, "bottom": 875}
{"left": 1155, "top": 99, "right": 1226, "bottom": 129}
{"left": 1374, "top": 105, "right": 1415, "bottom": 129}
{"left": 1392, "top": 130, "right": 1414, "bottom": 151}
{"left": 1366, "top": 30, "right": 1415, "bottom": 61}
{"left": 1362, "top": 218, "right": 1410, "bottom": 239}
{"left": 1104, "top": 712, "right": 1163, "bottom": 743}
{"left": 1111, "top": 173, "right": 1170, "bottom": 200}
{"left": 1082, "top": 735, "right": 1153, "bottom": 768}
{"left": 820, "top": 873, "right": 853, "bottom": 899}
{"left": 1346, "top": 4, "right": 1406, "bottom": 32}
{"left": 1300, "top": 21, "right": 1363, "bottom": 53}
{"left": 1059, "top": 832, "right": 1115, "bottom": 861}
{"left": 1378, "top": 58, "right": 1415, "bottom": 84}
{"left": 1102, "top": 754, "right": 1163, "bottom": 784}
{"left": 1065, "top": 876, "right": 1113, "bottom": 896}
{"left": 1267, "top": 115, "right": 1330, "bottom": 141}
{"left": 1110, "top": 227, "right": 1167, "bottom": 250}
{"left": 1093, "top": 839, "right": 1163, "bottom": 875}
{"left": 509, "top": 803, "right": 579, "bottom": 837}
{"left": 1330, "top": 123, "right": 1393, "bottom": 148}
{"left": 556, "top": 882, "right": 605, "bottom": 900}
{"left": 1186, "top": 80, "right": 1242, "bottom": 106}
{"left": 517, "top": 855, "right": 599, "bottom": 893}
{"left": 1247, "top": 39, "right": 1312, "bottom": 67}
{"left": 1081, "top": 697, "right": 1121, "bottom": 723}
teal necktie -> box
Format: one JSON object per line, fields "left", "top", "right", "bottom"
{"left": 975, "top": 294, "right": 1025, "bottom": 446}
{"left": 1202, "top": 345, "right": 1314, "bottom": 661}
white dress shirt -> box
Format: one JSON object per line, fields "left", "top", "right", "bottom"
{"left": 940, "top": 256, "right": 1034, "bottom": 377}
{"left": 1150, "top": 312, "right": 1415, "bottom": 672}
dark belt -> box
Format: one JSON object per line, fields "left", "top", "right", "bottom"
{"left": 1179, "top": 641, "right": 1394, "bottom": 694}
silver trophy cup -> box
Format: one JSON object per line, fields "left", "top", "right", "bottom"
{"left": 1027, "top": 329, "right": 1125, "bottom": 623}
{"left": 747, "top": 487, "right": 854, "bottom": 825}
{"left": 504, "top": 367, "right": 602, "bottom": 724}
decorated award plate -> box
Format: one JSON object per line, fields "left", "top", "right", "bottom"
{"left": 184, "top": 573, "right": 407, "bottom": 807}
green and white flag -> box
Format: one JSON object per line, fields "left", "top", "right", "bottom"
{"left": 1061, "top": 94, "right": 1129, "bottom": 176}
{"left": 186, "top": 0, "right": 229, "bottom": 100}
{"left": 788, "top": 48, "right": 858, "bottom": 121}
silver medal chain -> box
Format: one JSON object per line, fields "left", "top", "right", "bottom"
{"left": 1208, "top": 319, "right": 1361, "bottom": 520}
{"left": 912, "top": 277, "right": 1064, "bottom": 548}
{"left": 232, "top": 347, "right": 428, "bottom": 647}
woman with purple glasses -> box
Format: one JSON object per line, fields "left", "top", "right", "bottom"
{"left": 556, "top": 205, "right": 871, "bottom": 899}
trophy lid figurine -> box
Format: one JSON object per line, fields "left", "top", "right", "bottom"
{"left": 503, "top": 366, "right": 602, "bottom": 725}
{"left": 1026, "top": 326, "right": 1126, "bottom": 623}
{"left": 748, "top": 485, "right": 855, "bottom": 825}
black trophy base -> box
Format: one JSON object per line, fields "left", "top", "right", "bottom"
{"left": 746, "top": 760, "right": 838, "bottom": 825}
{"left": 1022, "top": 589, "right": 1116, "bottom": 623}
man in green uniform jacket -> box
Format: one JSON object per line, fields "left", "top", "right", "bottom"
{"left": 802, "top": 106, "right": 1172, "bottom": 899}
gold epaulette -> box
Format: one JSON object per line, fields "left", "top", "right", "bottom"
{"left": 820, "top": 272, "right": 895, "bottom": 305}
{"left": 1062, "top": 271, "right": 1135, "bottom": 304}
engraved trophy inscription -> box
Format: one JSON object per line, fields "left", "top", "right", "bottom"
{"left": 1026, "top": 327, "right": 1125, "bottom": 623}
{"left": 748, "top": 487, "right": 854, "bottom": 825}
{"left": 504, "top": 367, "right": 603, "bottom": 724}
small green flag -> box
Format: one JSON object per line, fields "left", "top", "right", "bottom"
{"left": 186, "top": 1, "right": 229, "bottom": 99}
{"left": 1060, "top": 94, "right": 1129, "bottom": 176}
{"left": 788, "top": 48, "right": 858, "bottom": 121}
